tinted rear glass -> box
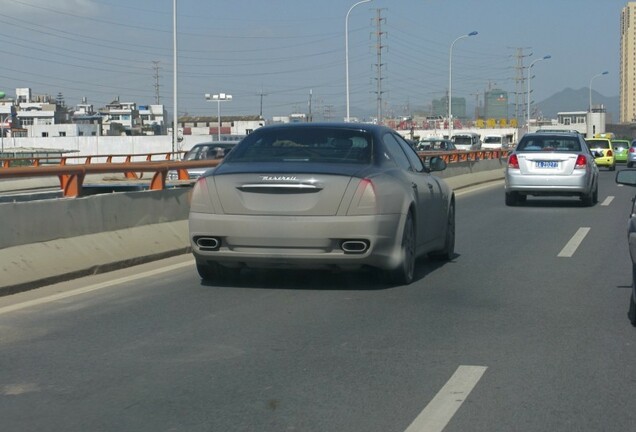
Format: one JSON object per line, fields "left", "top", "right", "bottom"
{"left": 516, "top": 136, "right": 582, "bottom": 152}
{"left": 225, "top": 128, "right": 372, "bottom": 164}
{"left": 585, "top": 139, "right": 610, "bottom": 149}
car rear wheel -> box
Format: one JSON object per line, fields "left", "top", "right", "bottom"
{"left": 629, "top": 292, "right": 636, "bottom": 327}
{"left": 581, "top": 183, "right": 597, "bottom": 207}
{"left": 197, "top": 262, "right": 232, "bottom": 282}
{"left": 430, "top": 200, "right": 455, "bottom": 261}
{"left": 505, "top": 191, "right": 519, "bottom": 206}
{"left": 389, "top": 212, "right": 416, "bottom": 285}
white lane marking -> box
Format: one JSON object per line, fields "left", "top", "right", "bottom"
{"left": 0, "top": 260, "right": 194, "bottom": 316}
{"left": 403, "top": 365, "right": 488, "bottom": 432}
{"left": 557, "top": 227, "right": 590, "bottom": 258}
{"left": 455, "top": 181, "right": 503, "bottom": 197}
{"left": 601, "top": 196, "right": 614, "bottom": 206}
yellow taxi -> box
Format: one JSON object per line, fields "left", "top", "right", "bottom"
{"left": 585, "top": 136, "right": 616, "bottom": 170}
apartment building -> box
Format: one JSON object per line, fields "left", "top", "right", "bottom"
{"left": 621, "top": 2, "right": 636, "bottom": 122}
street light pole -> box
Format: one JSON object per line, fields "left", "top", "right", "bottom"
{"left": 172, "top": 0, "right": 178, "bottom": 159}
{"left": 345, "top": 0, "right": 372, "bottom": 122}
{"left": 526, "top": 55, "right": 551, "bottom": 131}
{"left": 589, "top": 71, "right": 609, "bottom": 112}
{"left": 205, "top": 93, "right": 232, "bottom": 140}
{"left": 448, "top": 31, "right": 477, "bottom": 139}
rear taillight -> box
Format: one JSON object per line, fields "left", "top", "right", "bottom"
{"left": 631, "top": 147, "right": 636, "bottom": 153}
{"left": 575, "top": 154, "right": 587, "bottom": 169}
{"left": 607, "top": 150, "right": 613, "bottom": 157}
{"left": 508, "top": 154, "right": 519, "bottom": 169}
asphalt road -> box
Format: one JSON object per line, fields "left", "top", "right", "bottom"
{"left": 1, "top": 169, "right": 635, "bottom": 432}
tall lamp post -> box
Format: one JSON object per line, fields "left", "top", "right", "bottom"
{"left": 448, "top": 31, "right": 478, "bottom": 138}
{"left": 526, "top": 55, "right": 551, "bottom": 131}
{"left": 345, "top": 0, "right": 372, "bottom": 122}
{"left": 205, "top": 93, "right": 232, "bottom": 140}
{"left": 589, "top": 71, "right": 609, "bottom": 112}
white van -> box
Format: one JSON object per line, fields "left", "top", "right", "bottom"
{"left": 452, "top": 132, "right": 482, "bottom": 151}
{"left": 482, "top": 134, "right": 509, "bottom": 150}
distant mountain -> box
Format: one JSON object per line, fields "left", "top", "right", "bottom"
{"left": 536, "top": 87, "right": 619, "bottom": 123}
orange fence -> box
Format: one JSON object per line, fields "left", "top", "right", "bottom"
{"left": 0, "top": 149, "right": 509, "bottom": 198}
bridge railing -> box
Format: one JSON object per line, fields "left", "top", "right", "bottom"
{"left": 0, "top": 149, "right": 509, "bottom": 198}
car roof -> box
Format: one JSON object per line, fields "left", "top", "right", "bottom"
{"left": 254, "top": 122, "right": 391, "bottom": 134}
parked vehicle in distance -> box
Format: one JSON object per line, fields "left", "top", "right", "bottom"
{"left": 614, "top": 169, "right": 636, "bottom": 326}
{"left": 168, "top": 140, "right": 240, "bottom": 180}
{"left": 504, "top": 131, "right": 599, "bottom": 206}
{"left": 416, "top": 138, "right": 457, "bottom": 152}
{"left": 451, "top": 132, "right": 482, "bottom": 151}
{"left": 585, "top": 137, "right": 616, "bottom": 170}
{"left": 612, "top": 139, "right": 630, "bottom": 163}
{"left": 189, "top": 122, "right": 456, "bottom": 285}
{"left": 627, "top": 140, "right": 636, "bottom": 168}
{"left": 482, "top": 134, "right": 509, "bottom": 150}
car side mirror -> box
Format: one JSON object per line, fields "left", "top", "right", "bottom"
{"left": 428, "top": 156, "right": 447, "bottom": 172}
{"left": 616, "top": 169, "right": 636, "bottom": 186}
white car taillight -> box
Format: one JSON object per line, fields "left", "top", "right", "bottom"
{"left": 190, "top": 176, "right": 216, "bottom": 213}
{"left": 508, "top": 154, "right": 519, "bottom": 169}
{"left": 575, "top": 154, "right": 587, "bottom": 169}
{"left": 347, "top": 178, "right": 377, "bottom": 215}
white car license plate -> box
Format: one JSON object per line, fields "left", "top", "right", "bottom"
{"left": 536, "top": 161, "right": 558, "bottom": 169}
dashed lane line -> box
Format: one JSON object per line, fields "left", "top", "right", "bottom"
{"left": 601, "top": 196, "right": 615, "bottom": 206}
{"left": 557, "top": 227, "right": 590, "bottom": 258}
{"left": 403, "top": 365, "right": 488, "bottom": 432}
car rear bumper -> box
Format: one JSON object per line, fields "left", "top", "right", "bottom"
{"left": 595, "top": 157, "right": 615, "bottom": 166}
{"left": 505, "top": 170, "right": 590, "bottom": 194}
{"left": 189, "top": 212, "right": 405, "bottom": 270}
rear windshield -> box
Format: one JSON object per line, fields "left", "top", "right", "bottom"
{"left": 484, "top": 136, "right": 501, "bottom": 143}
{"left": 453, "top": 136, "right": 474, "bottom": 145}
{"left": 585, "top": 139, "right": 610, "bottom": 149}
{"left": 225, "top": 128, "right": 372, "bottom": 164}
{"left": 516, "top": 136, "right": 582, "bottom": 152}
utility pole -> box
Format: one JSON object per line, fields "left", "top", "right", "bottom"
{"left": 256, "top": 88, "right": 268, "bottom": 119}
{"left": 152, "top": 61, "right": 161, "bottom": 104}
{"left": 372, "top": 8, "right": 387, "bottom": 124}
{"left": 510, "top": 47, "right": 532, "bottom": 124}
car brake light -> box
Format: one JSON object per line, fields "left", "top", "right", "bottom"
{"left": 575, "top": 154, "right": 587, "bottom": 169}
{"left": 631, "top": 147, "right": 636, "bottom": 153}
{"left": 607, "top": 150, "right": 613, "bottom": 157}
{"left": 508, "top": 154, "right": 519, "bottom": 169}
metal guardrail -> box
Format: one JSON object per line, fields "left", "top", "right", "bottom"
{"left": 0, "top": 149, "right": 510, "bottom": 198}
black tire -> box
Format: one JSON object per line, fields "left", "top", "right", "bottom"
{"left": 581, "top": 185, "right": 596, "bottom": 207}
{"left": 196, "top": 262, "right": 231, "bottom": 282}
{"left": 629, "top": 292, "right": 636, "bottom": 327}
{"left": 430, "top": 200, "right": 455, "bottom": 261}
{"left": 389, "top": 212, "right": 416, "bottom": 285}
{"left": 610, "top": 164, "right": 616, "bottom": 171}
{"left": 593, "top": 182, "right": 599, "bottom": 204}
{"left": 629, "top": 162, "right": 634, "bottom": 168}
{"left": 505, "top": 192, "right": 518, "bottom": 206}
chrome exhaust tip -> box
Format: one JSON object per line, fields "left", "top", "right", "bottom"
{"left": 194, "top": 236, "right": 221, "bottom": 251}
{"left": 341, "top": 240, "right": 369, "bottom": 254}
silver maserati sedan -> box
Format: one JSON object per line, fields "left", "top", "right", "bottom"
{"left": 189, "top": 123, "right": 455, "bottom": 285}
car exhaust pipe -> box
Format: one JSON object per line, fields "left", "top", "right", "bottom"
{"left": 341, "top": 240, "right": 369, "bottom": 254}
{"left": 194, "top": 236, "right": 221, "bottom": 251}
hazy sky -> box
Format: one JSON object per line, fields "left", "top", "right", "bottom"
{"left": 0, "top": 0, "right": 625, "bottom": 120}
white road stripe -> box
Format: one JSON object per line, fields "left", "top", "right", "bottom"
{"left": 557, "top": 227, "right": 590, "bottom": 258}
{"left": 0, "top": 260, "right": 194, "bottom": 316}
{"left": 601, "top": 196, "right": 614, "bottom": 206}
{"left": 403, "top": 365, "right": 487, "bottom": 432}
